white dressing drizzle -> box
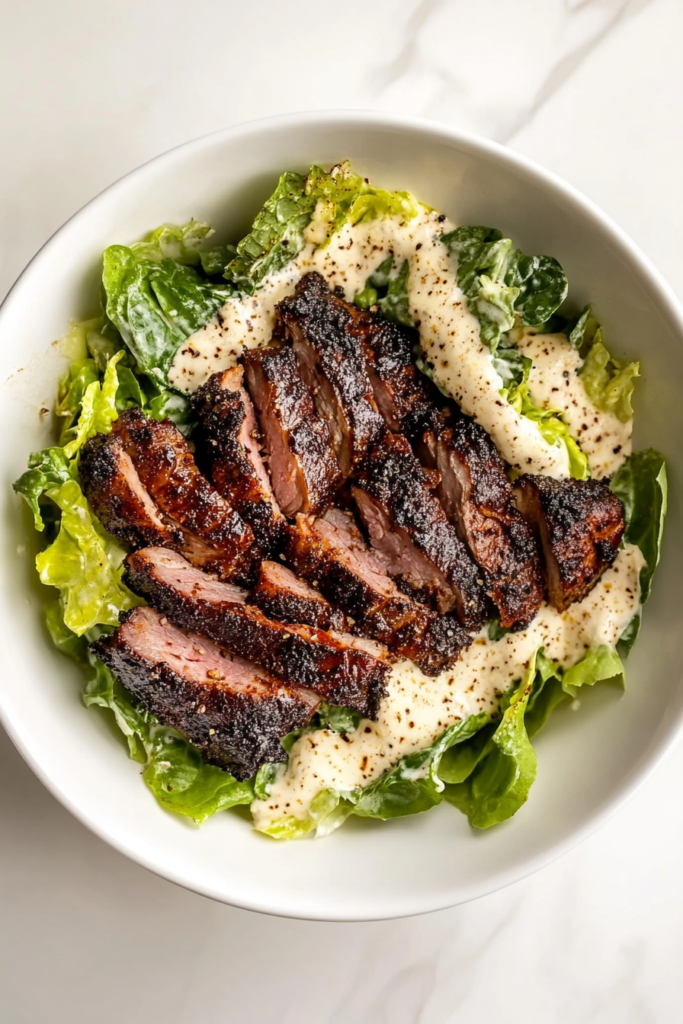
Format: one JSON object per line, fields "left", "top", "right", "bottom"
{"left": 515, "top": 329, "right": 632, "bottom": 478}
{"left": 252, "top": 544, "right": 643, "bottom": 829}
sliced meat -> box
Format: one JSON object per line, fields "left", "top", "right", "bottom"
{"left": 278, "top": 273, "right": 385, "bottom": 476}
{"left": 191, "top": 367, "right": 284, "bottom": 556}
{"left": 417, "top": 415, "right": 544, "bottom": 630}
{"left": 514, "top": 475, "right": 625, "bottom": 611}
{"left": 93, "top": 606, "right": 319, "bottom": 780}
{"left": 358, "top": 312, "right": 443, "bottom": 439}
{"left": 106, "top": 408, "right": 257, "bottom": 583}
{"left": 243, "top": 345, "right": 342, "bottom": 516}
{"left": 286, "top": 510, "right": 470, "bottom": 676}
{"left": 123, "top": 548, "right": 389, "bottom": 718}
{"left": 80, "top": 432, "right": 181, "bottom": 550}
{"left": 354, "top": 431, "right": 488, "bottom": 628}
{"left": 251, "top": 560, "right": 350, "bottom": 633}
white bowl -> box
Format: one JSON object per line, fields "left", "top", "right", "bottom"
{"left": 0, "top": 111, "right": 680, "bottom": 921}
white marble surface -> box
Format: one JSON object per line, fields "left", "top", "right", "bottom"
{"left": 2, "top": 1, "right": 683, "bottom": 1020}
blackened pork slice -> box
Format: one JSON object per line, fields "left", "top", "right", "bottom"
{"left": 191, "top": 367, "right": 284, "bottom": 555}
{"left": 354, "top": 431, "right": 488, "bottom": 628}
{"left": 243, "top": 345, "right": 342, "bottom": 516}
{"left": 278, "top": 273, "right": 385, "bottom": 477}
{"left": 514, "top": 475, "right": 625, "bottom": 611}
{"left": 251, "top": 560, "right": 350, "bottom": 633}
{"left": 418, "top": 416, "right": 544, "bottom": 630}
{"left": 80, "top": 432, "right": 181, "bottom": 550}
{"left": 93, "top": 606, "right": 319, "bottom": 780}
{"left": 109, "top": 408, "right": 257, "bottom": 583}
{"left": 123, "top": 548, "right": 389, "bottom": 718}
{"left": 286, "top": 510, "right": 469, "bottom": 676}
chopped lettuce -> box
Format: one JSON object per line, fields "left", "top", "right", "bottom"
{"left": 13, "top": 447, "right": 74, "bottom": 530}
{"left": 224, "top": 161, "right": 420, "bottom": 296}
{"left": 442, "top": 656, "right": 538, "bottom": 827}
{"left": 102, "top": 245, "right": 231, "bottom": 386}
{"left": 354, "top": 254, "right": 413, "bottom": 327}
{"left": 610, "top": 449, "right": 667, "bottom": 602}
{"left": 35, "top": 479, "right": 140, "bottom": 635}
{"left": 565, "top": 304, "right": 640, "bottom": 422}
{"left": 440, "top": 226, "right": 568, "bottom": 352}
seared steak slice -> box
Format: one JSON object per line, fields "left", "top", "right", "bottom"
{"left": 93, "top": 606, "right": 318, "bottom": 780}
{"left": 243, "top": 345, "right": 342, "bottom": 516}
{"left": 286, "top": 510, "right": 469, "bottom": 676}
{"left": 123, "top": 548, "right": 389, "bottom": 718}
{"left": 515, "top": 475, "right": 625, "bottom": 611}
{"left": 354, "top": 431, "right": 488, "bottom": 628}
{"left": 251, "top": 560, "right": 350, "bottom": 633}
{"left": 278, "top": 273, "right": 385, "bottom": 476}
{"left": 418, "top": 415, "right": 544, "bottom": 630}
{"left": 191, "top": 367, "right": 284, "bottom": 556}
{"left": 358, "top": 313, "right": 442, "bottom": 439}
{"left": 109, "top": 408, "right": 257, "bottom": 583}
{"left": 80, "top": 433, "right": 181, "bottom": 550}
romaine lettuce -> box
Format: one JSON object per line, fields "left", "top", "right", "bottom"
{"left": 102, "top": 245, "right": 231, "bottom": 387}
{"left": 35, "top": 479, "right": 140, "bottom": 635}
{"left": 223, "top": 162, "right": 420, "bottom": 296}
{"left": 564, "top": 304, "right": 640, "bottom": 422}
{"left": 440, "top": 226, "right": 568, "bottom": 352}
{"left": 610, "top": 449, "right": 667, "bottom": 602}
{"left": 354, "top": 254, "right": 413, "bottom": 327}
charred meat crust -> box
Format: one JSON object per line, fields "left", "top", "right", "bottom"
{"left": 286, "top": 511, "right": 470, "bottom": 676}
{"left": 251, "top": 560, "right": 350, "bottom": 633}
{"left": 93, "top": 607, "right": 319, "bottom": 780}
{"left": 80, "top": 433, "right": 181, "bottom": 550}
{"left": 243, "top": 345, "right": 342, "bottom": 516}
{"left": 514, "top": 474, "right": 625, "bottom": 611}
{"left": 418, "top": 415, "right": 544, "bottom": 630}
{"left": 278, "top": 273, "right": 385, "bottom": 476}
{"left": 358, "top": 314, "right": 443, "bottom": 439}
{"left": 191, "top": 368, "right": 284, "bottom": 556}
{"left": 123, "top": 548, "right": 389, "bottom": 719}
{"left": 110, "top": 408, "right": 258, "bottom": 583}
{"left": 354, "top": 431, "right": 488, "bottom": 628}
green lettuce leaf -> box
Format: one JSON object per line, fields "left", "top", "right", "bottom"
{"left": 566, "top": 304, "right": 639, "bottom": 422}
{"left": 130, "top": 219, "right": 215, "bottom": 265}
{"left": 35, "top": 479, "right": 140, "bottom": 635}
{"left": 610, "top": 449, "right": 667, "bottom": 602}
{"left": 354, "top": 254, "right": 413, "bottom": 327}
{"left": 224, "top": 162, "right": 420, "bottom": 296}
{"left": 13, "top": 447, "right": 75, "bottom": 530}
{"left": 561, "top": 645, "right": 624, "bottom": 698}
{"left": 102, "top": 244, "right": 231, "bottom": 386}
{"left": 442, "top": 656, "right": 538, "bottom": 828}
{"left": 440, "top": 226, "right": 568, "bottom": 352}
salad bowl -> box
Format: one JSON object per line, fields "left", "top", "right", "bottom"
{"left": 0, "top": 111, "right": 680, "bottom": 920}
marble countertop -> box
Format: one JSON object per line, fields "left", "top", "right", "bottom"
{"left": 2, "top": 1, "right": 683, "bottom": 1020}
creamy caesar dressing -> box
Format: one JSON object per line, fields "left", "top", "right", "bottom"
{"left": 169, "top": 209, "right": 571, "bottom": 476}
{"left": 515, "top": 329, "right": 632, "bottom": 478}
{"left": 251, "top": 544, "right": 644, "bottom": 830}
